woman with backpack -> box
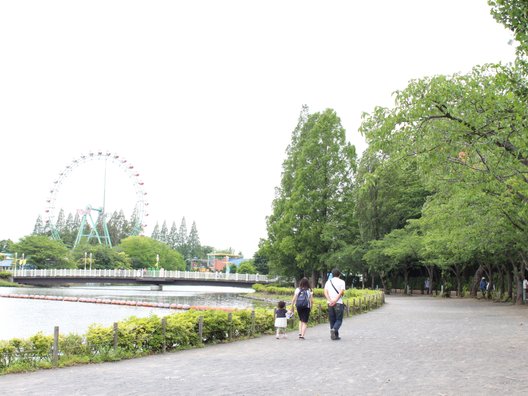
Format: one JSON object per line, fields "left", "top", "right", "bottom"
{"left": 291, "top": 277, "right": 313, "bottom": 340}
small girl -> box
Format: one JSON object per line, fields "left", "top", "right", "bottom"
{"left": 274, "top": 301, "right": 288, "bottom": 339}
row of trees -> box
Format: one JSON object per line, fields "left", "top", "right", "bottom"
{"left": 20, "top": 212, "right": 261, "bottom": 273}
{"left": 6, "top": 235, "right": 185, "bottom": 270}
{"left": 150, "top": 217, "right": 210, "bottom": 259}
{"left": 34, "top": 210, "right": 213, "bottom": 262}
{"left": 3, "top": 234, "right": 263, "bottom": 274}
{"left": 33, "top": 208, "right": 142, "bottom": 248}
{"left": 258, "top": 2, "right": 528, "bottom": 302}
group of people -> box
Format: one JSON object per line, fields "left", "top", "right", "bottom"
{"left": 274, "top": 268, "right": 346, "bottom": 340}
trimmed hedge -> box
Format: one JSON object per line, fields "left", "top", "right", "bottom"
{"left": 252, "top": 283, "right": 380, "bottom": 299}
{"left": 0, "top": 308, "right": 275, "bottom": 374}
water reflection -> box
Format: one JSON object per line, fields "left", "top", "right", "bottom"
{"left": 0, "top": 285, "right": 256, "bottom": 341}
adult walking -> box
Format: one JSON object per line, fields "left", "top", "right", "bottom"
{"left": 479, "top": 277, "right": 487, "bottom": 297}
{"left": 291, "top": 277, "right": 313, "bottom": 340}
{"left": 324, "top": 268, "right": 346, "bottom": 340}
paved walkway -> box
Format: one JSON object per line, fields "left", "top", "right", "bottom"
{"left": 1, "top": 296, "right": 528, "bottom": 395}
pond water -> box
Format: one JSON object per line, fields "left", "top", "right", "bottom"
{"left": 0, "top": 284, "right": 257, "bottom": 340}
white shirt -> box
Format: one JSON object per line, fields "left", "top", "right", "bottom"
{"left": 324, "top": 277, "right": 346, "bottom": 304}
{"left": 523, "top": 279, "right": 528, "bottom": 290}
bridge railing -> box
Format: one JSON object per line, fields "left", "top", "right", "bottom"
{"left": 10, "top": 268, "right": 276, "bottom": 283}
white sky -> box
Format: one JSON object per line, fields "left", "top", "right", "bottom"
{"left": 0, "top": 0, "right": 516, "bottom": 257}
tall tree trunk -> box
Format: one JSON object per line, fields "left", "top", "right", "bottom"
{"left": 452, "top": 264, "right": 462, "bottom": 297}
{"left": 498, "top": 265, "right": 505, "bottom": 300}
{"left": 426, "top": 265, "right": 434, "bottom": 295}
{"left": 514, "top": 254, "right": 527, "bottom": 305}
{"left": 506, "top": 269, "right": 513, "bottom": 301}
{"left": 390, "top": 270, "right": 398, "bottom": 295}
{"left": 309, "top": 271, "right": 317, "bottom": 290}
{"left": 471, "top": 265, "right": 484, "bottom": 297}
{"left": 483, "top": 264, "right": 493, "bottom": 299}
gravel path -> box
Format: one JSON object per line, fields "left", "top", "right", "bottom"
{"left": 1, "top": 296, "right": 528, "bottom": 395}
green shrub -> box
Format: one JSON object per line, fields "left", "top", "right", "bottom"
{"left": 165, "top": 312, "right": 200, "bottom": 349}
{"left": 118, "top": 315, "right": 163, "bottom": 353}
{"left": 59, "top": 333, "right": 87, "bottom": 356}
{"left": 0, "top": 271, "right": 11, "bottom": 280}
{"left": 253, "top": 284, "right": 379, "bottom": 299}
{"left": 0, "top": 340, "right": 16, "bottom": 368}
{"left": 27, "top": 333, "right": 53, "bottom": 361}
{"left": 86, "top": 324, "right": 113, "bottom": 354}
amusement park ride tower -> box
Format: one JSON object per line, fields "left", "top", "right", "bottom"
{"left": 44, "top": 151, "right": 148, "bottom": 248}
{"left": 74, "top": 205, "right": 112, "bottom": 247}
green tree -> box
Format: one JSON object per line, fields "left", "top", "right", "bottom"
{"left": 106, "top": 210, "right": 129, "bottom": 246}
{"left": 72, "top": 244, "right": 131, "bottom": 269}
{"left": 167, "top": 221, "right": 178, "bottom": 249}
{"left": 11, "top": 235, "right": 72, "bottom": 269}
{"left": 159, "top": 221, "right": 168, "bottom": 244}
{"left": 489, "top": 0, "right": 528, "bottom": 57}
{"left": 129, "top": 205, "right": 143, "bottom": 235}
{"left": 0, "top": 240, "right": 14, "bottom": 253}
{"left": 187, "top": 221, "right": 201, "bottom": 259}
{"left": 238, "top": 261, "right": 257, "bottom": 274}
{"left": 362, "top": 63, "right": 528, "bottom": 225}
{"left": 360, "top": 62, "right": 528, "bottom": 301}
{"left": 59, "top": 211, "right": 78, "bottom": 248}
{"left": 415, "top": 187, "right": 525, "bottom": 299}
{"left": 253, "top": 240, "right": 269, "bottom": 274}
{"left": 367, "top": 225, "right": 423, "bottom": 293}
{"left": 32, "top": 215, "right": 45, "bottom": 235}
{"left": 265, "top": 106, "right": 357, "bottom": 284}
{"left": 151, "top": 222, "right": 160, "bottom": 241}
{"left": 55, "top": 209, "right": 66, "bottom": 235}
{"left": 175, "top": 217, "right": 189, "bottom": 258}
{"left": 355, "top": 150, "right": 428, "bottom": 241}
{"left": 117, "top": 236, "right": 185, "bottom": 270}
{"left": 354, "top": 149, "right": 429, "bottom": 287}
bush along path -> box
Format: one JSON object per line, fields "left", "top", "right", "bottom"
{"left": 0, "top": 288, "right": 384, "bottom": 375}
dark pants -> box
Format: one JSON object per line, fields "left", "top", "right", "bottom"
{"left": 328, "top": 303, "right": 344, "bottom": 336}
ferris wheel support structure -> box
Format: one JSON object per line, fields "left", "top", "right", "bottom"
{"left": 74, "top": 206, "right": 112, "bottom": 248}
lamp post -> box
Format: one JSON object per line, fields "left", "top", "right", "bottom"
{"left": 89, "top": 252, "right": 93, "bottom": 271}
{"left": 84, "top": 252, "right": 87, "bottom": 270}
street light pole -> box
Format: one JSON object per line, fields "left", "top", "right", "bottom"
{"left": 89, "top": 252, "right": 92, "bottom": 271}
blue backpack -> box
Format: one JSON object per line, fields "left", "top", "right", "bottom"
{"left": 296, "top": 289, "right": 310, "bottom": 309}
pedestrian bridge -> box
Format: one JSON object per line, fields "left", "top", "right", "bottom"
{"left": 11, "top": 268, "right": 276, "bottom": 288}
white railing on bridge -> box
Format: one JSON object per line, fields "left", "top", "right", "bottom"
{"left": 10, "top": 268, "right": 275, "bottom": 283}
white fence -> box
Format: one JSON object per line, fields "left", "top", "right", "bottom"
{"left": 11, "top": 268, "right": 275, "bottom": 283}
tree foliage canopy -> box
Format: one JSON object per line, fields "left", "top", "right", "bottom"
{"left": 265, "top": 106, "right": 357, "bottom": 281}
{"left": 117, "top": 236, "right": 185, "bottom": 270}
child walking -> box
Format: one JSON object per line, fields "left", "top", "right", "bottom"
{"left": 274, "top": 301, "right": 288, "bottom": 339}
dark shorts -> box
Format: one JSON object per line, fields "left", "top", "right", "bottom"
{"left": 297, "top": 307, "right": 311, "bottom": 323}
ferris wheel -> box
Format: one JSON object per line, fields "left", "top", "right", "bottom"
{"left": 44, "top": 151, "right": 148, "bottom": 247}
